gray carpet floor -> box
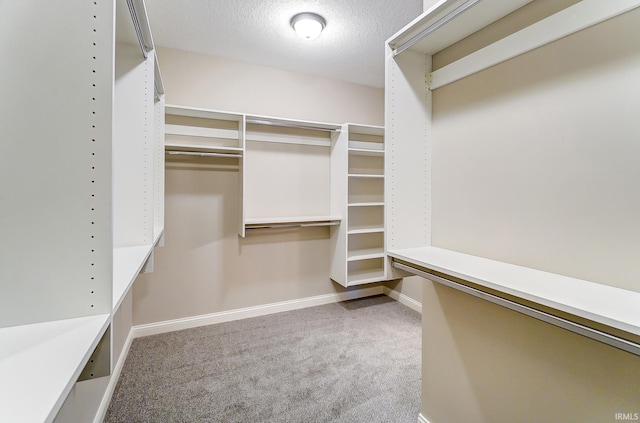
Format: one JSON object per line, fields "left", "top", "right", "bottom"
{"left": 105, "top": 295, "right": 421, "bottom": 423}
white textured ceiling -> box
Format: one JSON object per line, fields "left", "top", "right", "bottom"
{"left": 144, "top": 0, "right": 423, "bottom": 88}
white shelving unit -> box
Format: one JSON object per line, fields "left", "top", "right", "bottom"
{"left": 164, "top": 105, "right": 245, "bottom": 234}
{"left": 165, "top": 105, "right": 245, "bottom": 156}
{"left": 330, "top": 124, "right": 388, "bottom": 286}
{"left": 0, "top": 1, "right": 165, "bottom": 422}
{"left": 385, "top": 0, "right": 640, "bottom": 354}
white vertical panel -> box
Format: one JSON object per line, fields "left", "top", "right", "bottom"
{"left": 238, "top": 116, "right": 246, "bottom": 237}
{"left": 153, "top": 94, "right": 165, "bottom": 241}
{"left": 112, "top": 42, "right": 153, "bottom": 247}
{"left": 0, "top": 0, "right": 113, "bottom": 327}
{"left": 244, "top": 140, "right": 331, "bottom": 220}
{"left": 385, "top": 46, "right": 432, "bottom": 255}
{"left": 329, "top": 126, "right": 349, "bottom": 285}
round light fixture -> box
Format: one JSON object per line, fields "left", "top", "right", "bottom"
{"left": 290, "top": 12, "right": 326, "bottom": 40}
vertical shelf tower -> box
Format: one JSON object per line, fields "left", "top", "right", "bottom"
{"left": 331, "top": 124, "right": 387, "bottom": 286}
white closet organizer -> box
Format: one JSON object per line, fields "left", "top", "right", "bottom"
{"left": 242, "top": 115, "right": 342, "bottom": 237}
{"left": 385, "top": 0, "right": 640, "bottom": 355}
{"left": 330, "top": 124, "right": 388, "bottom": 286}
{"left": 0, "top": 1, "right": 165, "bottom": 422}
{"left": 165, "top": 105, "right": 245, "bottom": 158}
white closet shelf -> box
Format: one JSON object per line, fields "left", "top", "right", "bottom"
{"left": 246, "top": 115, "right": 341, "bottom": 132}
{"left": 113, "top": 230, "right": 162, "bottom": 312}
{"left": 347, "top": 269, "right": 386, "bottom": 285}
{"left": 348, "top": 227, "right": 384, "bottom": 235}
{"left": 0, "top": 313, "right": 110, "bottom": 423}
{"left": 348, "top": 202, "right": 385, "bottom": 207}
{"left": 244, "top": 216, "right": 341, "bottom": 230}
{"left": 348, "top": 248, "right": 385, "bottom": 261}
{"left": 113, "top": 245, "right": 153, "bottom": 311}
{"left": 165, "top": 143, "right": 244, "bottom": 157}
{"left": 388, "top": 246, "right": 640, "bottom": 345}
{"left": 348, "top": 148, "right": 384, "bottom": 156}
{"left": 165, "top": 105, "right": 244, "bottom": 122}
{"left": 348, "top": 173, "right": 384, "bottom": 178}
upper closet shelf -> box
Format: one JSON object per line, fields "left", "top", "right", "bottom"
{"left": 389, "top": 246, "right": 640, "bottom": 356}
{"left": 388, "top": 0, "right": 640, "bottom": 89}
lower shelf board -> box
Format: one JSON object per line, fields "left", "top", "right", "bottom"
{"left": 0, "top": 314, "right": 110, "bottom": 423}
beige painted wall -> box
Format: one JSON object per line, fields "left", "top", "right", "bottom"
{"left": 422, "top": 7, "right": 640, "bottom": 422}
{"left": 133, "top": 48, "right": 399, "bottom": 325}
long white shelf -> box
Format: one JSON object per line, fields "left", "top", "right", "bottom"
{"left": 388, "top": 0, "right": 640, "bottom": 90}
{"left": 348, "top": 248, "right": 385, "bottom": 261}
{"left": 348, "top": 202, "right": 385, "bottom": 207}
{"left": 388, "top": 246, "right": 640, "bottom": 342}
{"left": 165, "top": 143, "right": 243, "bottom": 154}
{"left": 113, "top": 244, "right": 154, "bottom": 312}
{"left": 244, "top": 216, "right": 341, "bottom": 230}
{"left": 348, "top": 173, "right": 384, "bottom": 178}
{"left": 0, "top": 314, "right": 110, "bottom": 423}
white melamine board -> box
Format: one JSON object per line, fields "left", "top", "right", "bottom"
{"left": 246, "top": 115, "right": 341, "bottom": 132}
{"left": 165, "top": 124, "right": 239, "bottom": 140}
{"left": 244, "top": 140, "right": 331, "bottom": 220}
{"left": 165, "top": 143, "right": 243, "bottom": 154}
{"left": 111, "top": 290, "right": 132, "bottom": 371}
{"left": 112, "top": 245, "right": 153, "bottom": 312}
{"left": 389, "top": 0, "right": 534, "bottom": 55}
{"left": 347, "top": 258, "right": 386, "bottom": 285}
{"left": 0, "top": 0, "right": 113, "bottom": 326}
{"left": 388, "top": 247, "right": 640, "bottom": 336}
{"left": 329, "top": 124, "right": 349, "bottom": 284}
{"left": 52, "top": 376, "right": 110, "bottom": 423}
{"left": 165, "top": 105, "right": 244, "bottom": 122}
{"left": 113, "top": 42, "right": 154, "bottom": 247}
{"left": 348, "top": 148, "right": 385, "bottom": 156}
{"left": 0, "top": 314, "right": 110, "bottom": 423}
{"left": 348, "top": 248, "right": 385, "bottom": 261}
{"left": 347, "top": 124, "right": 384, "bottom": 137}
{"left": 153, "top": 96, "right": 165, "bottom": 241}
{"left": 430, "top": 0, "right": 640, "bottom": 89}
{"left": 385, "top": 47, "right": 432, "bottom": 252}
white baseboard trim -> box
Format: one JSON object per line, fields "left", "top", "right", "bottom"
{"left": 92, "top": 328, "right": 135, "bottom": 423}
{"left": 132, "top": 285, "right": 385, "bottom": 338}
{"left": 418, "top": 412, "right": 431, "bottom": 423}
{"left": 383, "top": 286, "right": 422, "bottom": 314}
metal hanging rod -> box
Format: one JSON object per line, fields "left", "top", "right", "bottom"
{"left": 246, "top": 118, "right": 340, "bottom": 133}
{"left": 166, "top": 151, "right": 242, "bottom": 159}
{"left": 392, "top": 0, "right": 483, "bottom": 56}
{"left": 246, "top": 221, "right": 340, "bottom": 230}
{"left": 392, "top": 260, "right": 640, "bottom": 357}
{"left": 126, "top": 0, "right": 155, "bottom": 58}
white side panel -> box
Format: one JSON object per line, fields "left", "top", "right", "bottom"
{"left": 113, "top": 42, "right": 154, "bottom": 247}
{"left": 0, "top": 0, "right": 113, "bottom": 327}
{"left": 153, "top": 95, "right": 165, "bottom": 241}
{"left": 53, "top": 376, "right": 110, "bottom": 423}
{"left": 385, "top": 47, "right": 432, "bottom": 254}
{"left": 329, "top": 127, "right": 348, "bottom": 285}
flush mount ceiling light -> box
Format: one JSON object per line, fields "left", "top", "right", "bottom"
{"left": 290, "top": 12, "right": 326, "bottom": 40}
